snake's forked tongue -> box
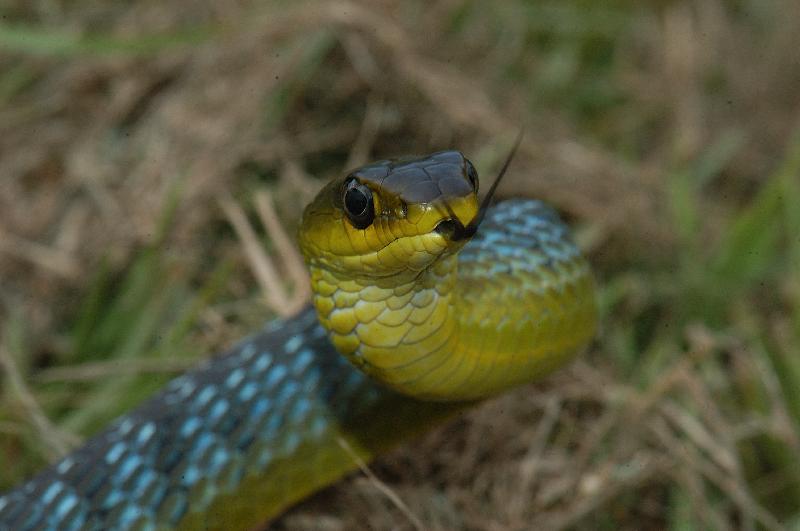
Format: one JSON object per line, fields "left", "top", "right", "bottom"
{"left": 456, "top": 131, "right": 523, "bottom": 240}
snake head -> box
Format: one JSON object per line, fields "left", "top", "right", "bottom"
{"left": 298, "top": 150, "right": 481, "bottom": 281}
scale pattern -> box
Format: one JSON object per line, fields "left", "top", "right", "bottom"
{"left": 0, "top": 199, "right": 589, "bottom": 530}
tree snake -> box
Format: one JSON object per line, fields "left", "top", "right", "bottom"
{"left": 0, "top": 149, "right": 597, "bottom": 530}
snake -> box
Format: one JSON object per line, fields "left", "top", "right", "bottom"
{"left": 0, "top": 147, "right": 597, "bottom": 530}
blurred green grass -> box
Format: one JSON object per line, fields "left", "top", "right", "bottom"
{"left": 1, "top": 0, "right": 799, "bottom": 528}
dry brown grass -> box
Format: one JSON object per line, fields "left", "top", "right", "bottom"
{"left": 2, "top": 0, "right": 800, "bottom": 529}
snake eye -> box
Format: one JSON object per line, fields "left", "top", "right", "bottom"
{"left": 342, "top": 177, "right": 375, "bottom": 229}
{"left": 465, "top": 160, "right": 479, "bottom": 192}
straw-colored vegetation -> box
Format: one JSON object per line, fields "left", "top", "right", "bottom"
{"left": 1, "top": 1, "right": 799, "bottom": 529}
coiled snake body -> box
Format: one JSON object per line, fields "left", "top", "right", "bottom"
{"left": 0, "top": 150, "right": 596, "bottom": 530}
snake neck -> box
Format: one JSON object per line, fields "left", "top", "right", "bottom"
{"left": 307, "top": 203, "right": 598, "bottom": 402}
{"left": 308, "top": 254, "right": 462, "bottom": 399}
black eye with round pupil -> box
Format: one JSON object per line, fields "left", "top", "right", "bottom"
{"left": 342, "top": 178, "right": 375, "bottom": 229}
{"left": 345, "top": 187, "right": 368, "bottom": 215}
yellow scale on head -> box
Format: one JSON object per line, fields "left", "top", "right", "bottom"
{"left": 298, "top": 150, "right": 596, "bottom": 401}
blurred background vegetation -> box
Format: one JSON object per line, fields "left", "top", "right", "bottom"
{"left": 1, "top": 0, "right": 799, "bottom": 529}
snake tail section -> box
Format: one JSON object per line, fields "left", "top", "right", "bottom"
{"left": 0, "top": 199, "right": 594, "bottom": 530}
